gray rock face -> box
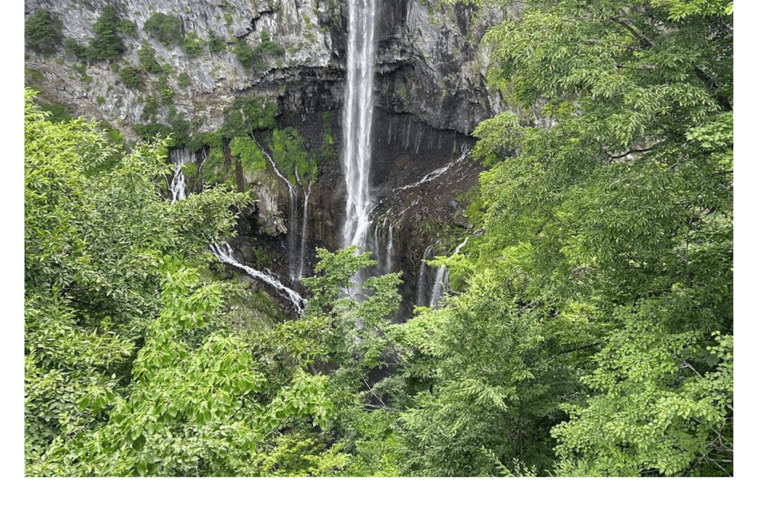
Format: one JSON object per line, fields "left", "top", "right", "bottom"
{"left": 25, "top": 0, "right": 517, "bottom": 307}
{"left": 376, "top": 0, "right": 520, "bottom": 135}
{"left": 25, "top": 0, "right": 515, "bottom": 138}
{"left": 25, "top": 0, "right": 342, "bottom": 137}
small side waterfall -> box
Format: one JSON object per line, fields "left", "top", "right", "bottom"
{"left": 168, "top": 148, "right": 193, "bottom": 203}
{"left": 341, "top": 0, "right": 377, "bottom": 255}
{"left": 417, "top": 245, "right": 433, "bottom": 307}
{"left": 385, "top": 222, "right": 394, "bottom": 274}
{"left": 390, "top": 144, "right": 470, "bottom": 195}
{"left": 169, "top": 163, "right": 186, "bottom": 203}
{"left": 429, "top": 237, "right": 470, "bottom": 309}
{"left": 298, "top": 182, "right": 311, "bottom": 280}
{"left": 209, "top": 242, "right": 307, "bottom": 316}
{"left": 257, "top": 143, "right": 301, "bottom": 282}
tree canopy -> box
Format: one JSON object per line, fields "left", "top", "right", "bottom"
{"left": 24, "top": 0, "right": 733, "bottom": 479}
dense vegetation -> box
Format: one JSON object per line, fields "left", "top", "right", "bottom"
{"left": 25, "top": 0, "right": 732, "bottom": 477}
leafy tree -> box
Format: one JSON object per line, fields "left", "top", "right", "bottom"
{"left": 143, "top": 12, "right": 184, "bottom": 48}
{"left": 461, "top": 0, "right": 733, "bottom": 476}
{"left": 117, "top": 64, "right": 143, "bottom": 88}
{"left": 25, "top": 9, "right": 63, "bottom": 57}
{"left": 137, "top": 44, "right": 164, "bottom": 74}
{"left": 89, "top": 6, "right": 127, "bottom": 61}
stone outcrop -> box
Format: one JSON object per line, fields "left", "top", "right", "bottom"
{"left": 25, "top": 0, "right": 518, "bottom": 311}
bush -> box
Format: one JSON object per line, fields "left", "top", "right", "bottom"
{"left": 25, "top": 10, "right": 63, "bottom": 57}
{"left": 177, "top": 73, "right": 191, "bottom": 87}
{"left": 235, "top": 40, "right": 257, "bottom": 68}
{"left": 143, "top": 12, "right": 183, "bottom": 47}
{"left": 183, "top": 33, "right": 206, "bottom": 57}
{"left": 89, "top": 6, "right": 126, "bottom": 61}
{"left": 118, "top": 65, "right": 143, "bottom": 88}
{"left": 137, "top": 44, "right": 163, "bottom": 73}
{"left": 140, "top": 96, "right": 160, "bottom": 123}
{"left": 221, "top": 96, "right": 277, "bottom": 139}
{"left": 132, "top": 122, "right": 172, "bottom": 142}
{"left": 64, "top": 38, "right": 89, "bottom": 60}
{"left": 207, "top": 30, "right": 227, "bottom": 53}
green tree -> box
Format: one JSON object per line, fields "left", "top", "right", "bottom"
{"left": 462, "top": 0, "right": 733, "bottom": 476}
{"left": 89, "top": 6, "right": 126, "bottom": 61}
{"left": 25, "top": 9, "right": 63, "bottom": 57}
{"left": 143, "top": 12, "right": 184, "bottom": 48}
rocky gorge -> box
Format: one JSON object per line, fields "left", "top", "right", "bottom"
{"left": 24, "top": 0, "right": 519, "bottom": 316}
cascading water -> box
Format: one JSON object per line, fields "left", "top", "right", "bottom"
{"left": 417, "top": 245, "right": 433, "bottom": 307}
{"left": 209, "top": 242, "right": 307, "bottom": 316}
{"left": 257, "top": 142, "right": 301, "bottom": 282}
{"left": 168, "top": 148, "right": 193, "bottom": 203}
{"left": 169, "top": 163, "right": 187, "bottom": 203}
{"left": 429, "top": 237, "right": 470, "bottom": 309}
{"left": 385, "top": 222, "right": 394, "bottom": 274}
{"left": 298, "top": 182, "right": 311, "bottom": 279}
{"left": 341, "top": 0, "right": 377, "bottom": 255}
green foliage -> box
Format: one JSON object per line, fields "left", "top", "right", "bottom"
{"left": 139, "top": 96, "right": 160, "bottom": 123}
{"left": 230, "top": 136, "right": 267, "bottom": 173}
{"left": 221, "top": 96, "right": 278, "bottom": 138}
{"left": 269, "top": 127, "right": 318, "bottom": 187}
{"left": 137, "top": 44, "right": 163, "bottom": 73}
{"left": 143, "top": 12, "right": 184, "bottom": 48}
{"left": 89, "top": 6, "right": 127, "bottom": 61}
{"left": 461, "top": 0, "right": 733, "bottom": 476}
{"left": 25, "top": 9, "right": 63, "bottom": 57}
{"left": 207, "top": 30, "right": 227, "bottom": 53}
{"left": 63, "top": 38, "right": 89, "bottom": 60}
{"left": 234, "top": 32, "right": 285, "bottom": 71}
{"left": 177, "top": 72, "right": 191, "bottom": 87}
{"left": 183, "top": 32, "right": 206, "bottom": 57}
{"left": 118, "top": 64, "right": 143, "bottom": 88}
{"left": 25, "top": 89, "right": 352, "bottom": 476}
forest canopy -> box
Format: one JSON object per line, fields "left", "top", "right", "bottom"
{"left": 24, "top": 0, "right": 732, "bottom": 478}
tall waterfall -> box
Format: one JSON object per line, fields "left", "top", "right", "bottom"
{"left": 341, "top": 0, "right": 377, "bottom": 252}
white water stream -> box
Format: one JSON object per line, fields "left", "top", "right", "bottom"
{"left": 168, "top": 148, "right": 193, "bottom": 203}
{"left": 341, "top": 0, "right": 377, "bottom": 254}
{"left": 429, "top": 236, "right": 470, "bottom": 309}
{"left": 209, "top": 242, "right": 307, "bottom": 316}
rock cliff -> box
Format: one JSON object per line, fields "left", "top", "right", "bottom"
{"left": 24, "top": 0, "right": 517, "bottom": 312}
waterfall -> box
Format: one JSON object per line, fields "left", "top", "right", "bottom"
{"left": 429, "top": 266, "right": 449, "bottom": 309}
{"left": 385, "top": 222, "right": 394, "bottom": 274}
{"left": 209, "top": 242, "right": 307, "bottom": 316}
{"left": 341, "top": 0, "right": 377, "bottom": 254}
{"left": 298, "top": 182, "right": 311, "bottom": 279}
{"left": 417, "top": 245, "right": 433, "bottom": 307}
{"left": 169, "top": 162, "right": 186, "bottom": 203}
{"left": 257, "top": 142, "right": 300, "bottom": 282}
{"left": 168, "top": 148, "right": 193, "bottom": 203}
{"left": 391, "top": 145, "right": 470, "bottom": 194}
{"left": 429, "top": 237, "right": 470, "bottom": 309}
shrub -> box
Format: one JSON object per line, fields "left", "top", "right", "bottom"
{"left": 137, "top": 44, "right": 163, "bottom": 73}
{"left": 207, "top": 30, "right": 227, "bottom": 53}
{"left": 143, "top": 12, "right": 183, "bottom": 47}
{"left": 89, "top": 6, "right": 126, "bottom": 61}
{"left": 25, "top": 9, "right": 63, "bottom": 57}
{"left": 235, "top": 41, "right": 256, "bottom": 68}
{"left": 177, "top": 73, "right": 191, "bottom": 87}
{"left": 118, "top": 65, "right": 143, "bottom": 88}
{"left": 183, "top": 32, "right": 206, "bottom": 57}
{"left": 140, "top": 96, "right": 160, "bottom": 123}
{"left": 64, "top": 38, "right": 89, "bottom": 60}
